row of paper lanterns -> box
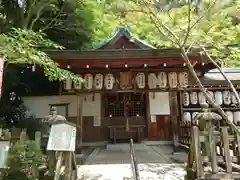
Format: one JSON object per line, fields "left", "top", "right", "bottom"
{"left": 64, "top": 72, "right": 189, "bottom": 90}
{"left": 182, "top": 91, "right": 240, "bottom": 106}
{"left": 63, "top": 74, "right": 115, "bottom": 90}
{"left": 146, "top": 72, "right": 188, "bottom": 89}
{"left": 183, "top": 111, "right": 240, "bottom": 124}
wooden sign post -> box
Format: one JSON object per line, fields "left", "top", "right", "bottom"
{"left": 47, "top": 121, "right": 77, "bottom": 180}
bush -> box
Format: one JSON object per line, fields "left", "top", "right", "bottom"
{"left": 0, "top": 101, "right": 43, "bottom": 140}
{"left": 1, "top": 140, "right": 45, "bottom": 180}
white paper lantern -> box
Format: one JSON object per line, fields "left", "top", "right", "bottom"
{"left": 168, "top": 72, "right": 178, "bottom": 88}
{"left": 84, "top": 74, "right": 93, "bottom": 90}
{"left": 179, "top": 72, "right": 188, "bottom": 88}
{"left": 104, "top": 73, "right": 115, "bottom": 90}
{"left": 190, "top": 92, "right": 198, "bottom": 105}
{"left": 136, "top": 72, "right": 145, "bottom": 89}
{"left": 231, "top": 92, "right": 238, "bottom": 104}
{"left": 158, "top": 72, "right": 167, "bottom": 88}
{"left": 148, "top": 73, "right": 157, "bottom": 89}
{"left": 223, "top": 91, "right": 231, "bottom": 105}
{"left": 198, "top": 92, "right": 206, "bottom": 104}
{"left": 182, "top": 92, "right": 190, "bottom": 107}
{"left": 94, "top": 73, "right": 103, "bottom": 90}
{"left": 225, "top": 111, "right": 233, "bottom": 123}
{"left": 183, "top": 112, "right": 191, "bottom": 122}
{"left": 73, "top": 75, "right": 82, "bottom": 90}
{"left": 63, "top": 78, "right": 72, "bottom": 90}
{"left": 214, "top": 91, "right": 223, "bottom": 105}
{"left": 234, "top": 111, "right": 240, "bottom": 124}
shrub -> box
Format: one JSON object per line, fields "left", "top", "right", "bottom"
{"left": 1, "top": 140, "right": 45, "bottom": 180}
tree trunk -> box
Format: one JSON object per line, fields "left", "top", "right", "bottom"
{"left": 181, "top": 48, "right": 240, "bottom": 135}
{"left": 201, "top": 47, "right": 240, "bottom": 105}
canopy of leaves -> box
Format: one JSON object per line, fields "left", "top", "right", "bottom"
{"left": 88, "top": 0, "right": 239, "bottom": 66}
{"left": 0, "top": 28, "right": 82, "bottom": 81}
{"left": 0, "top": 0, "right": 94, "bottom": 49}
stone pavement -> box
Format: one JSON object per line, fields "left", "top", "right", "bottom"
{"left": 77, "top": 144, "right": 186, "bottom": 180}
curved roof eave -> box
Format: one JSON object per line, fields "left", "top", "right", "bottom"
{"left": 95, "top": 27, "right": 156, "bottom": 50}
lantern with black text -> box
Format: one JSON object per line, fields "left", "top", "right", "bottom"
{"left": 168, "top": 72, "right": 178, "bottom": 88}
{"left": 158, "top": 72, "right": 167, "bottom": 88}
{"left": 84, "top": 74, "right": 93, "bottom": 90}
{"left": 104, "top": 74, "right": 115, "bottom": 90}
{"left": 148, "top": 73, "right": 157, "bottom": 89}
{"left": 136, "top": 72, "right": 145, "bottom": 89}
{"left": 94, "top": 73, "right": 103, "bottom": 90}
{"left": 179, "top": 72, "right": 188, "bottom": 88}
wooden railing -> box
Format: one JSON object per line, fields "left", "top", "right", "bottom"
{"left": 188, "top": 126, "right": 240, "bottom": 179}
{"left": 130, "top": 139, "right": 140, "bottom": 180}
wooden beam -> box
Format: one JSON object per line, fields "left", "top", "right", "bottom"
{"left": 76, "top": 94, "right": 83, "bottom": 149}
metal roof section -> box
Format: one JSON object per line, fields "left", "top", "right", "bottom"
{"left": 204, "top": 68, "right": 240, "bottom": 81}
{"left": 95, "top": 27, "right": 156, "bottom": 50}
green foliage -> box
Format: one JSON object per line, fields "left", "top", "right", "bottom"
{"left": 2, "top": 141, "right": 45, "bottom": 180}
{"left": 0, "top": 98, "right": 42, "bottom": 140}
{"left": 0, "top": 28, "right": 82, "bottom": 81}
{"left": 88, "top": 0, "right": 239, "bottom": 66}
{"left": 34, "top": 0, "right": 95, "bottom": 49}
{"left": 0, "top": 0, "right": 94, "bottom": 49}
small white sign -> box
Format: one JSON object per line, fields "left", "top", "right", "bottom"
{"left": 93, "top": 116, "right": 101, "bottom": 127}
{"left": 149, "top": 92, "right": 170, "bottom": 115}
{"left": 151, "top": 115, "right": 156, "bottom": 123}
{"left": 47, "top": 123, "right": 76, "bottom": 152}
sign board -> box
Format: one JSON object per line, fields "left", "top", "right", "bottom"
{"left": 151, "top": 115, "right": 156, "bottom": 123}
{"left": 47, "top": 123, "right": 76, "bottom": 152}
{"left": 0, "top": 141, "right": 10, "bottom": 168}
{"left": 93, "top": 116, "right": 101, "bottom": 127}
{"left": 149, "top": 92, "right": 170, "bottom": 115}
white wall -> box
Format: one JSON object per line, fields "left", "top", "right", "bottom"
{"left": 149, "top": 92, "right": 170, "bottom": 115}
{"left": 23, "top": 94, "right": 101, "bottom": 118}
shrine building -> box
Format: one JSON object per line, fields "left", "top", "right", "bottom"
{"left": 22, "top": 27, "right": 240, "bottom": 148}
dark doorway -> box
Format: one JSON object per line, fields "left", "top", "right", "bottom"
{"left": 102, "top": 92, "right": 148, "bottom": 141}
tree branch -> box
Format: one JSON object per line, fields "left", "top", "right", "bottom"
{"left": 29, "top": 4, "right": 45, "bottom": 30}
{"left": 142, "top": 0, "right": 181, "bottom": 46}
{"left": 201, "top": 46, "right": 240, "bottom": 105}
{"left": 182, "top": 0, "right": 191, "bottom": 47}
{"left": 181, "top": 0, "right": 217, "bottom": 47}
{"left": 41, "top": 2, "right": 67, "bottom": 32}
{"left": 181, "top": 48, "right": 240, "bottom": 135}
{"left": 22, "top": 0, "right": 37, "bottom": 29}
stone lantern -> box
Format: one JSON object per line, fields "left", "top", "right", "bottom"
{"left": 193, "top": 103, "right": 222, "bottom": 130}
{"left": 42, "top": 107, "right": 67, "bottom": 137}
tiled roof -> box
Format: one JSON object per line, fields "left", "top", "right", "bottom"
{"left": 95, "top": 27, "right": 156, "bottom": 50}
{"left": 204, "top": 68, "right": 240, "bottom": 81}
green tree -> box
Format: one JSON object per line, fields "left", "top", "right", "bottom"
{"left": 90, "top": 0, "right": 240, "bottom": 141}
{"left": 89, "top": 0, "right": 239, "bottom": 65}
{"left": 0, "top": 28, "right": 80, "bottom": 81}
{"left": 0, "top": 28, "right": 82, "bottom": 128}
{"left": 0, "top": 0, "right": 94, "bottom": 49}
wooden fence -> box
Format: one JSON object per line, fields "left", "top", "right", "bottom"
{"left": 179, "top": 121, "right": 192, "bottom": 146}
{"left": 189, "top": 126, "right": 240, "bottom": 180}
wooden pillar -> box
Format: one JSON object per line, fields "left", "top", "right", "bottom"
{"left": 76, "top": 94, "right": 83, "bottom": 149}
